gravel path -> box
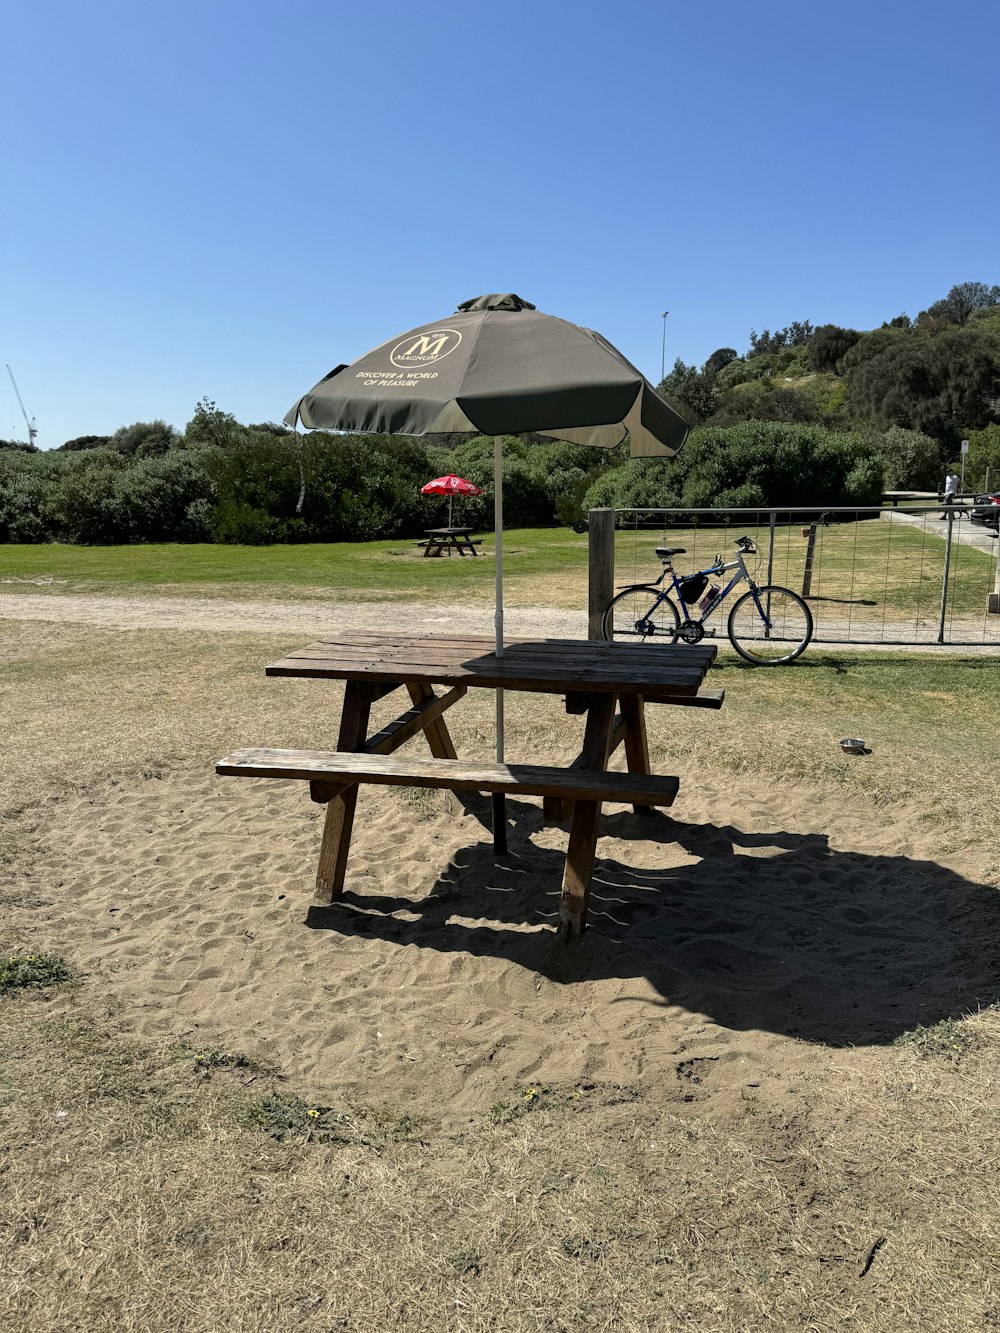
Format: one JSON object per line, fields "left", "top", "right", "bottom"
{"left": 3, "top": 589, "right": 998, "bottom": 653}
{"left": 0, "top": 591, "right": 588, "bottom": 639}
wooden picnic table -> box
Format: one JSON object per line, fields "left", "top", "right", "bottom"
{"left": 218, "top": 631, "right": 720, "bottom": 941}
{"left": 420, "top": 527, "right": 481, "bottom": 557}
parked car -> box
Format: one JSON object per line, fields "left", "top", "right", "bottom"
{"left": 969, "top": 491, "right": 1000, "bottom": 534}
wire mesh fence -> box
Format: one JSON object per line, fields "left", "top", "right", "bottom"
{"left": 610, "top": 505, "right": 1000, "bottom": 647}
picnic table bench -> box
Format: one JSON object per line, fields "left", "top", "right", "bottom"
{"left": 217, "top": 632, "right": 720, "bottom": 941}
{"left": 419, "top": 527, "right": 481, "bottom": 557}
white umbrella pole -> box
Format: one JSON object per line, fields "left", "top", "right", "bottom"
{"left": 493, "top": 435, "right": 507, "bottom": 855}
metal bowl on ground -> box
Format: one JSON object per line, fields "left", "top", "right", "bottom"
{"left": 840, "top": 738, "right": 868, "bottom": 755}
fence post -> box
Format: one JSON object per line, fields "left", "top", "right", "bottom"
{"left": 989, "top": 539, "right": 1000, "bottom": 615}
{"left": 801, "top": 522, "right": 819, "bottom": 598}
{"left": 937, "top": 510, "right": 955, "bottom": 643}
{"left": 588, "top": 508, "right": 615, "bottom": 640}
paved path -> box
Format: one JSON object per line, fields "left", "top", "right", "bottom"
{"left": 882, "top": 505, "right": 1000, "bottom": 556}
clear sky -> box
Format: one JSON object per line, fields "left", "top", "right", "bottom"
{"left": 4, "top": 0, "right": 998, "bottom": 448}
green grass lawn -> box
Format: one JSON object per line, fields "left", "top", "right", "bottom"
{"left": 0, "top": 529, "right": 590, "bottom": 606}
{"left": 2, "top": 518, "right": 996, "bottom": 625}
{"left": 614, "top": 516, "right": 998, "bottom": 621}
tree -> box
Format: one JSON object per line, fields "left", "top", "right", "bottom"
{"left": 0, "top": 438, "right": 39, "bottom": 453}
{"left": 184, "top": 397, "right": 243, "bottom": 449}
{"left": 808, "top": 325, "right": 861, "bottom": 373}
{"left": 703, "top": 347, "right": 738, "bottom": 380}
{"left": 747, "top": 321, "right": 814, "bottom": 356}
{"left": 844, "top": 327, "right": 1000, "bottom": 444}
{"left": 918, "top": 281, "right": 1000, "bottom": 328}
{"left": 659, "top": 358, "right": 717, "bottom": 425}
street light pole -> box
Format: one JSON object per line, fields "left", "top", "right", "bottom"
{"left": 660, "top": 310, "right": 670, "bottom": 384}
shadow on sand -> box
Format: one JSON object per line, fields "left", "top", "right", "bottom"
{"left": 307, "top": 796, "right": 1000, "bottom": 1049}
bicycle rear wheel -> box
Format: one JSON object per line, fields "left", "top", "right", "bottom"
{"left": 602, "top": 586, "right": 681, "bottom": 643}
{"left": 727, "top": 585, "right": 813, "bottom": 665}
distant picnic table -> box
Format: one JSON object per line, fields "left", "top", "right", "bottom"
{"left": 217, "top": 631, "right": 722, "bottom": 941}
{"left": 419, "top": 527, "right": 481, "bottom": 557}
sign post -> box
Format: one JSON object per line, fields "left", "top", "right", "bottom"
{"left": 960, "top": 439, "right": 969, "bottom": 493}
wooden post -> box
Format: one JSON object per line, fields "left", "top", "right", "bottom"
{"left": 989, "top": 539, "right": 1000, "bottom": 615}
{"left": 557, "top": 694, "right": 616, "bottom": 942}
{"left": 619, "top": 694, "right": 654, "bottom": 816}
{"left": 587, "top": 508, "right": 615, "bottom": 641}
{"left": 315, "top": 682, "right": 372, "bottom": 902}
{"left": 801, "top": 522, "right": 819, "bottom": 599}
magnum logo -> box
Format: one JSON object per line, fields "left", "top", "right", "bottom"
{"left": 390, "top": 328, "right": 462, "bottom": 368}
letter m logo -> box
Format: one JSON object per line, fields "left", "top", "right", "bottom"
{"left": 402, "top": 334, "right": 450, "bottom": 358}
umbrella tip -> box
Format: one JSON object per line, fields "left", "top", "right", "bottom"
{"left": 457, "top": 294, "right": 536, "bottom": 313}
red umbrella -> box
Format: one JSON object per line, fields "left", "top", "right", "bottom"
{"left": 420, "top": 473, "right": 483, "bottom": 527}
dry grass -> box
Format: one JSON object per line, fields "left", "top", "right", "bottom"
{"left": 3, "top": 991, "right": 999, "bottom": 1332}
{"left": 2, "top": 618, "right": 999, "bottom": 1330}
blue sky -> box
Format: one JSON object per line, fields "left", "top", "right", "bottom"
{"left": 4, "top": 0, "right": 998, "bottom": 448}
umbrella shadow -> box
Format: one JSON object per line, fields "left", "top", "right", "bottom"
{"left": 306, "top": 801, "right": 1000, "bottom": 1048}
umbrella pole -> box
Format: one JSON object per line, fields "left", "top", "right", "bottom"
{"left": 493, "top": 435, "right": 507, "bottom": 855}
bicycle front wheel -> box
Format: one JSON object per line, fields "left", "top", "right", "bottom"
{"left": 602, "top": 586, "right": 681, "bottom": 643}
{"left": 727, "top": 585, "right": 813, "bottom": 665}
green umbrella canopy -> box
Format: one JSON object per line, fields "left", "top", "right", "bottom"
{"left": 284, "top": 294, "right": 689, "bottom": 856}
{"left": 284, "top": 294, "right": 689, "bottom": 457}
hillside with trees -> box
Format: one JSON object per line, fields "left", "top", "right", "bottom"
{"left": 659, "top": 280, "right": 1000, "bottom": 489}
{"left": 2, "top": 282, "right": 998, "bottom": 545}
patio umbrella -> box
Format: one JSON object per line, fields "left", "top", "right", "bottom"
{"left": 420, "top": 473, "right": 483, "bottom": 528}
{"left": 285, "top": 293, "right": 690, "bottom": 849}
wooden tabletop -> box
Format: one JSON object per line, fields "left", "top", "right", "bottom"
{"left": 267, "top": 631, "right": 716, "bottom": 699}
{"left": 424, "top": 527, "right": 473, "bottom": 536}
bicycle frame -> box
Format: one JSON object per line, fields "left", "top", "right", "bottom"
{"left": 646, "top": 549, "right": 754, "bottom": 628}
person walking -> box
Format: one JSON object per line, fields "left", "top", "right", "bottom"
{"left": 940, "top": 468, "right": 960, "bottom": 518}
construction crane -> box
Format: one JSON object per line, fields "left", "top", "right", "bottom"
{"left": 6, "top": 365, "right": 38, "bottom": 449}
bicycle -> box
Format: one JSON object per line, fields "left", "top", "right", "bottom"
{"left": 601, "top": 535, "right": 813, "bottom": 665}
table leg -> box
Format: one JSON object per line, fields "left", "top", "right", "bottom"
{"left": 315, "top": 681, "right": 372, "bottom": 902}
{"left": 619, "top": 693, "right": 654, "bottom": 816}
{"left": 406, "top": 682, "right": 459, "bottom": 760}
{"left": 557, "top": 694, "right": 616, "bottom": 943}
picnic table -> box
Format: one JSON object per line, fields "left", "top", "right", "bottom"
{"left": 217, "top": 631, "right": 721, "bottom": 941}
{"left": 419, "top": 526, "right": 481, "bottom": 557}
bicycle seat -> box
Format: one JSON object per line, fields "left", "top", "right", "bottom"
{"left": 655, "top": 546, "right": 686, "bottom": 559}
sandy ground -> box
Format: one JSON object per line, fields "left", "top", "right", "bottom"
{"left": 4, "top": 605, "right": 998, "bottom": 1133}
{"left": 15, "top": 756, "right": 984, "bottom": 1126}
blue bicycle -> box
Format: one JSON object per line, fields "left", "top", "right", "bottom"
{"left": 602, "top": 535, "right": 813, "bottom": 665}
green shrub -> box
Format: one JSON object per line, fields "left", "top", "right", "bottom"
{"left": 0, "top": 452, "right": 56, "bottom": 541}
{"left": 875, "top": 426, "right": 943, "bottom": 490}
{"left": 43, "top": 449, "right": 215, "bottom": 544}
{"left": 584, "top": 422, "right": 883, "bottom": 513}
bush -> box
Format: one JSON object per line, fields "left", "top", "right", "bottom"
{"left": 583, "top": 422, "right": 883, "bottom": 514}
{"left": 108, "top": 419, "right": 179, "bottom": 457}
{"left": 205, "top": 430, "right": 438, "bottom": 544}
{"left": 966, "top": 424, "right": 1000, "bottom": 492}
{"left": 0, "top": 451, "right": 57, "bottom": 541}
{"left": 875, "top": 426, "right": 943, "bottom": 490}
{"left": 43, "top": 449, "right": 216, "bottom": 544}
